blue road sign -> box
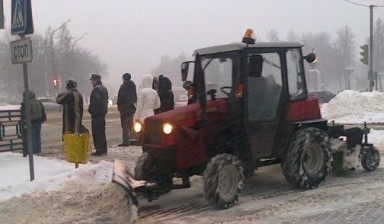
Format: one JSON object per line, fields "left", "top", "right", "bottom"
{"left": 11, "top": 0, "right": 33, "bottom": 35}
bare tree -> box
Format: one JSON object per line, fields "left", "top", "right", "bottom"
{"left": 267, "top": 29, "right": 280, "bottom": 42}
{"left": 334, "top": 25, "right": 355, "bottom": 90}
{"left": 286, "top": 29, "right": 300, "bottom": 42}
{"left": 301, "top": 32, "right": 337, "bottom": 91}
{"left": 151, "top": 53, "right": 187, "bottom": 87}
{"left": 0, "top": 26, "right": 107, "bottom": 102}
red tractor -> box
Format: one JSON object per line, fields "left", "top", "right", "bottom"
{"left": 113, "top": 30, "right": 380, "bottom": 209}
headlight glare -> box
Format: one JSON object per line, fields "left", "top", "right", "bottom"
{"left": 163, "top": 123, "right": 173, "bottom": 134}
{"left": 134, "top": 121, "right": 142, "bottom": 133}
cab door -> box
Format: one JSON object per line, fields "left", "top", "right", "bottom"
{"left": 245, "top": 52, "right": 283, "bottom": 159}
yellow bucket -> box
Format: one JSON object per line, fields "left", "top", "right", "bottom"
{"left": 63, "top": 132, "right": 91, "bottom": 164}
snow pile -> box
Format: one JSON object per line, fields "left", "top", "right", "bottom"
{"left": 0, "top": 152, "right": 113, "bottom": 202}
{"left": 321, "top": 90, "right": 384, "bottom": 123}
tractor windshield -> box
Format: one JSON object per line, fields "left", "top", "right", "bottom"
{"left": 201, "top": 55, "right": 237, "bottom": 99}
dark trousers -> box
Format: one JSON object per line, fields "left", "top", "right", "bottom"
{"left": 32, "top": 122, "right": 42, "bottom": 153}
{"left": 120, "top": 113, "right": 133, "bottom": 144}
{"left": 91, "top": 115, "right": 107, "bottom": 153}
{"left": 23, "top": 122, "right": 42, "bottom": 156}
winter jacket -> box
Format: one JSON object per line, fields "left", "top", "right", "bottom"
{"left": 88, "top": 81, "right": 109, "bottom": 117}
{"left": 134, "top": 74, "right": 161, "bottom": 123}
{"left": 117, "top": 80, "right": 137, "bottom": 115}
{"left": 155, "top": 75, "right": 174, "bottom": 114}
{"left": 21, "top": 90, "right": 46, "bottom": 124}
{"left": 56, "top": 88, "right": 84, "bottom": 134}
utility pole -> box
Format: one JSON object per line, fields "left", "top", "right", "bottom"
{"left": 71, "top": 32, "right": 87, "bottom": 90}
{"left": 49, "top": 19, "right": 71, "bottom": 94}
{"left": 369, "top": 5, "right": 374, "bottom": 91}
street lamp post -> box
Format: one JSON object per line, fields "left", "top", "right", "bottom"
{"left": 49, "top": 19, "right": 71, "bottom": 94}
{"left": 71, "top": 32, "right": 87, "bottom": 91}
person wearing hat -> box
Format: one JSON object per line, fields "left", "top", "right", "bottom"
{"left": 21, "top": 90, "right": 46, "bottom": 156}
{"left": 88, "top": 74, "right": 109, "bottom": 156}
{"left": 153, "top": 74, "right": 174, "bottom": 114}
{"left": 117, "top": 73, "right": 137, "bottom": 147}
{"left": 56, "top": 79, "right": 84, "bottom": 137}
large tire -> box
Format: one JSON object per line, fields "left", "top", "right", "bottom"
{"left": 361, "top": 147, "right": 380, "bottom": 172}
{"left": 282, "top": 127, "right": 332, "bottom": 189}
{"left": 203, "top": 154, "right": 244, "bottom": 209}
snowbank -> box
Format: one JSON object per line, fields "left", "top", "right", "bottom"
{"left": 321, "top": 90, "right": 384, "bottom": 123}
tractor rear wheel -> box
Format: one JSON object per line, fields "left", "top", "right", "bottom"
{"left": 282, "top": 127, "right": 332, "bottom": 189}
{"left": 361, "top": 147, "right": 380, "bottom": 171}
{"left": 203, "top": 154, "right": 244, "bottom": 209}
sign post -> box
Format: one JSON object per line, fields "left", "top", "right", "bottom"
{"left": 10, "top": 0, "right": 35, "bottom": 181}
{"left": 0, "top": 0, "right": 4, "bottom": 29}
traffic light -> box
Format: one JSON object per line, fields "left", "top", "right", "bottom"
{"left": 360, "top": 44, "right": 369, "bottom": 65}
{"left": 52, "top": 78, "right": 60, "bottom": 88}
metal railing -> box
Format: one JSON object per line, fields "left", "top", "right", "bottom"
{"left": 0, "top": 109, "right": 24, "bottom": 152}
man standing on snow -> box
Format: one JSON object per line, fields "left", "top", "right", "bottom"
{"left": 89, "top": 74, "right": 109, "bottom": 156}
{"left": 117, "top": 73, "right": 137, "bottom": 147}
{"left": 56, "top": 79, "right": 84, "bottom": 136}
{"left": 21, "top": 90, "right": 46, "bottom": 156}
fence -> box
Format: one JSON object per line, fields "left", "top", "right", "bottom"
{"left": 0, "top": 109, "right": 24, "bottom": 152}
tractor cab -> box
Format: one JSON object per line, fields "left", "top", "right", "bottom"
{"left": 181, "top": 29, "right": 319, "bottom": 166}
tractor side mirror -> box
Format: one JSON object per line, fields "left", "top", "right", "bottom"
{"left": 182, "top": 80, "right": 193, "bottom": 90}
{"left": 248, "top": 55, "right": 263, "bottom": 78}
{"left": 303, "top": 53, "right": 317, "bottom": 64}
{"left": 181, "top": 62, "right": 190, "bottom": 81}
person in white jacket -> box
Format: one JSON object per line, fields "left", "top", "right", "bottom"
{"left": 134, "top": 74, "right": 161, "bottom": 123}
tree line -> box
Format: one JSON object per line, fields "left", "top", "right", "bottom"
{"left": 153, "top": 19, "right": 384, "bottom": 93}
{"left": 0, "top": 24, "right": 106, "bottom": 103}
{"left": 1, "top": 19, "right": 384, "bottom": 104}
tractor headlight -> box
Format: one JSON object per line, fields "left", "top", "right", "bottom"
{"left": 134, "top": 121, "right": 142, "bottom": 133}
{"left": 163, "top": 123, "right": 173, "bottom": 135}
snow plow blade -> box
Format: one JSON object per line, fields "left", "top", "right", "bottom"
{"left": 112, "top": 159, "right": 147, "bottom": 206}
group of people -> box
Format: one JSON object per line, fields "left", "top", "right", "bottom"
{"left": 117, "top": 73, "right": 175, "bottom": 147}
{"left": 21, "top": 73, "right": 174, "bottom": 157}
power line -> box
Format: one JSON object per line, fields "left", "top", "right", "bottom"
{"left": 341, "top": 0, "right": 369, "bottom": 7}
{"left": 341, "top": 0, "right": 384, "bottom": 8}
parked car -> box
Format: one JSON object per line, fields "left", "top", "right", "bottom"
{"left": 37, "top": 97, "right": 62, "bottom": 111}
{"left": 309, "top": 91, "right": 336, "bottom": 104}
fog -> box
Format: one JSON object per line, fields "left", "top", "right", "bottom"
{"left": 2, "top": 0, "right": 384, "bottom": 96}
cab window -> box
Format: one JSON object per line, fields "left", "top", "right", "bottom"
{"left": 247, "top": 52, "right": 282, "bottom": 122}
{"left": 286, "top": 49, "right": 305, "bottom": 100}
{"left": 202, "top": 57, "right": 233, "bottom": 99}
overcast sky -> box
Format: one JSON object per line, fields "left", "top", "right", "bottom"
{"left": 3, "top": 0, "right": 384, "bottom": 88}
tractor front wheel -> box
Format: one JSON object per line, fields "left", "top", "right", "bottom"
{"left": 203, "top": 154, "right": 244, "bottom": 209}
{"left": 282, "top": 127, "right": 332, "bottom": 189}
{"left": 361, "top": 147, "right": 380, "bottom": 171}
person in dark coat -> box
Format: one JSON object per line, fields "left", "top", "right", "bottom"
{"left": 88, "top": 74, "right": 109, "bottom": 156}
{"left": 56, "top": 79, "right": 84, "bottom": 136}
{"left": 21, "top": 90, "right": 46, "bottom": 156}
{"left": 153, "top": 75, "right": 174, "bottom": 114}
{"left": 117, "top": 73, "right": 137, "bottom": 146}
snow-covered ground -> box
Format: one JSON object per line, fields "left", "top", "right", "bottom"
{"left": 2, "top": 90, "right": 384, "bottom": 223}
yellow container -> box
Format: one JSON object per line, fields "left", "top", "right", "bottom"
{"left": 63, "top": 132, "right": 91, "bottom": 164}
